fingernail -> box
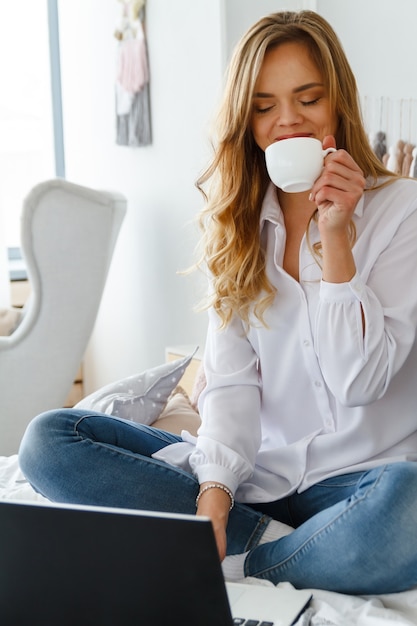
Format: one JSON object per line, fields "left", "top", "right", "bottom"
{"left": 309, "top": 193, "right": 313, "bottom": 202}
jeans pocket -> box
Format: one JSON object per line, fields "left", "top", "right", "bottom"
{"left": 314, "top": 471, "right": 365, "bottom": 489}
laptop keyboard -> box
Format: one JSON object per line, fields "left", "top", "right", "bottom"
{"left": 233, "top": 617, "right": 274, "bottom": 626}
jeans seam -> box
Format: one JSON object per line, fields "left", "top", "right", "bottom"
{"left": 243, "top": 513, "right": 273, "bottom": 551}
{"left": 73, "top": 414, "right": 182, "bottom": 445}
{"left": 85, "top": 436, "right": 200, "bottom": 485}
{"left": 246, "top": 465, "right": 387, "bottom": 578}
{"left": 72, "top": 414, "right": 197, "bottom": 486}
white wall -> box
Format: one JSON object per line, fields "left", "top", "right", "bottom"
{"left": 317, "top": 0, "right": 417, "bottom": 151}
{"left": 58, "top": 0, "right": 224, "bottom": 391}
{"left": 222, "top": 0, "right": 313, "bottom": 63}
{"left": 317, "top": 0, "right": 417, "bottom": 98}
{"left": 57, "top": 0, "right": 417, "bottom": 393}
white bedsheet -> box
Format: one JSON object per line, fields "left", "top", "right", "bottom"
{"left": 1, "top": 454, "right": 416, "bottom": 625}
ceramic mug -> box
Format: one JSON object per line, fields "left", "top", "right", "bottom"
{"left": 265, "top": 137, "right": 336, "bottom": 192}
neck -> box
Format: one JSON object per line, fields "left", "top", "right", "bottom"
{"left": 277, "top": 188, "right": 316, "bottom": 222}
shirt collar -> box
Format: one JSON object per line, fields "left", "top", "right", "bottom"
{"left": 259, "top": 183, "right": 283, "bottom": 229}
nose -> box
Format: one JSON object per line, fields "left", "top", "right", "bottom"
{"left": 275, "top": 101, "right": 303, "bottom": 128}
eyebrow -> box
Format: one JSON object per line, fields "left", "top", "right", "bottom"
{"left": 253, "top": 82, "right": 324, "bottom": 98}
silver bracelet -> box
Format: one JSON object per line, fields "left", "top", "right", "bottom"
{"left": 196, "top": 483, "right": 234, "bottom": 511}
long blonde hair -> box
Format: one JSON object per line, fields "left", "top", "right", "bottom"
{"left": 197, "top": 10, "right": 396, "bottom": 327}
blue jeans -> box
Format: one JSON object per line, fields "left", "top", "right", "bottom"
{"left": 19, "top": 409, "right": 417, "bottom": 595}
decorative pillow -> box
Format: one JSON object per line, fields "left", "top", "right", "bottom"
{"left": 153, "top": 389, "right": 201, "bottom": 436}
{"left": 0, "top": 307, "right": 23, "bottom": 336}
{"left": 75, "top": 351, "right": 196, "bottom": 425}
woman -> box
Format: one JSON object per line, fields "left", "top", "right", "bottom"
{"left": 19, "top": 11, "right": 417, "bottom": 594}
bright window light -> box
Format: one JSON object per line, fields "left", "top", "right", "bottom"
{"left": 0, "top": 0, "right": 55, "bottom": 247}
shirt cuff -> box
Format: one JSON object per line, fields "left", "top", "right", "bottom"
{"left": 320, "top": 271, "right": 365, "bottom": 302}
{"left": 193, "top": 463, "right": 239, "bottom": 495}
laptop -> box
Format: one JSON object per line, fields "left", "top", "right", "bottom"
{"left": 0, "top": 500, "right": 312, "bottom": 626}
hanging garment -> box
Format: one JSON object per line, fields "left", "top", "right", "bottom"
{"left": 115, "top": 81, "right": 134, "bottom": 116}
{"left": 116, "top": 82, "right": 152, "bottom": 147}
{"left": 411, "top": 147, "right": 417, "bottom": 178}
{"left": 402, "top": 142, "right": 415, "bottom": 176}
{"left": 115, "top": 12, "right": 151, "bottom": 146}
{"left": 117, "top": 35, "right": 148, "bottom": 94}
{"left": 370, "top": 131, "right": 387, "bottom": 162}
{"left": 386, "top": 140, "right": 405, "bottom": 174}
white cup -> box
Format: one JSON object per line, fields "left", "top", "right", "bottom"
{"left": 265, "top": 137, "right": 336, "bottom": 193}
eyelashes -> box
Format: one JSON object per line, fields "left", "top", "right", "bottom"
{"left": 254, "top": 98, "right": 322, "bottom": 114}
{"left": 302, "top": 98, "right": 321, "bottom": 106}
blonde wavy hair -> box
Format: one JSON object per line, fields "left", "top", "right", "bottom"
{"left": 196, "top": 10, "right": 396, "bottom": 327}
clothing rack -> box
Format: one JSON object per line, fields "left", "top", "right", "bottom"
{"left": 361, "top": 96, "right": 417, "bottom": 147}
{"left": 360, "top": 95, "right": 417, "bottom": 177}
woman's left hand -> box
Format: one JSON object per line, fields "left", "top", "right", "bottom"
{"left": 310, "top": 135, "right": 366, "bottom": 236}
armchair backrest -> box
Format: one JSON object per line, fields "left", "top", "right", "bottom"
{"left": 0, "top": 179, "right": 127, "bottom": 455}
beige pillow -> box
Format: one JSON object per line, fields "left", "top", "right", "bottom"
{"left": 153, "top": 390, "right": 201, "bottom": 436}
{"left": 189, "top": 362, "right": 206, "bottom": 410}
{"left": 0, "top": 307, "right": 23, "bottom": 336}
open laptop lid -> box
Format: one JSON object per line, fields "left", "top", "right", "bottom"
{"left": 0, "top": 500, "right": 311, "bottom": 626}
{"left": 0, "top": 500, "right": 232, "bottom": 626}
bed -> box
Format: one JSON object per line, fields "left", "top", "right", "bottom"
{"left": 2, "top": 453, "right": 416, "bottom": 625}
{"left": 2, "top": 354, "right": 417, "bottom": 625}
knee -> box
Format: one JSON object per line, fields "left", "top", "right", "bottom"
{"left": 18, "top": 409, "right": 79, "bottom": 480}
{"left": 342, "top": 464, "right": 417, "bottom": 593}
{"left": 365, "top": 463, "right": 417, "bottom": 561}
{"left": 379, "top": 462, "right": 417, "bottom": 510}
{"left": 359, "top": 462, "right": 417, "bottom": 508}
{"left": 20, "top": 408, "right": 63, "bottom": 446}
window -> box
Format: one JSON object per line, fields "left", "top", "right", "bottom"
{"left": 0, "top": 0, "right": 64, "bottom": 248}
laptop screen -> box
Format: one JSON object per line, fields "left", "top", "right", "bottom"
{"left": 0, "top": 501, "right": 234, "bottom": 626}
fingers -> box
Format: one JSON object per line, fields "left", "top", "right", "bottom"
{"left": 322, "top": 134, "right": 337, "bottom": 151}
{"left": 310, "top": 149, "right": 365, "bottom": 211}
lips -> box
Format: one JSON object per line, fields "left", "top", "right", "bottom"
{"left": 275, "top": 133, "right": 314, "bottom": 141}
{"left": 275, "top": 133, "right": 313, "bottom": 141}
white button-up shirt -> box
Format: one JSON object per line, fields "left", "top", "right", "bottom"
{"left": 156, "top": 178, "right": 417, "bottom": 504}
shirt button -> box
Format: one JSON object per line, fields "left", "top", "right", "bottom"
{"left": 303, "top": 340, "right": 310, "bottom": 347}
{"left": 314, "top": 380, "right": 322, "bottom": 388}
